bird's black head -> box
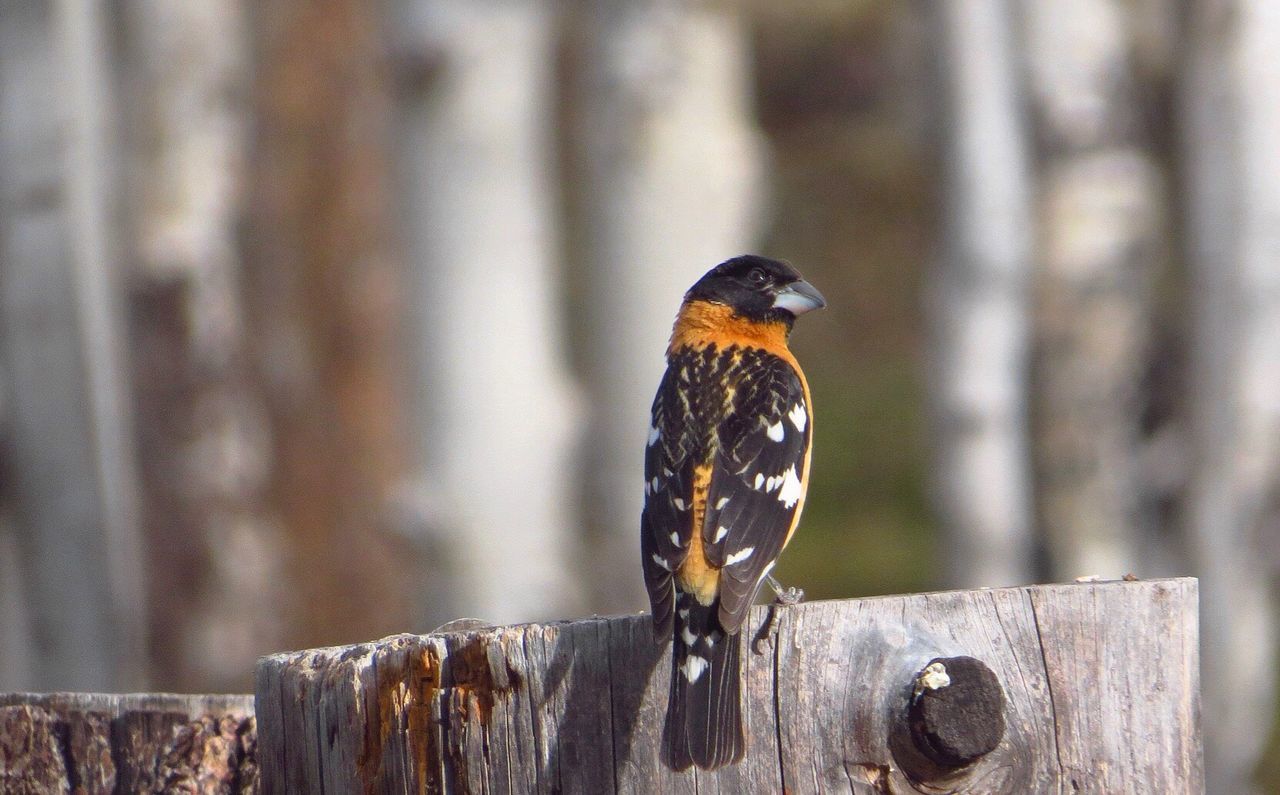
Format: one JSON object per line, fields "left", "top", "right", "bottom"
{"left": 684, "top": 255, "right": 827, "bottom": 324}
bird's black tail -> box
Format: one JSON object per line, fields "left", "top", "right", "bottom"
{"left": 662, "top": 593, "right": 744, "bottom": 770}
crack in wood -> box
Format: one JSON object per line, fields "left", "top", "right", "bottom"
{"left": 771, "top": 607, "right": 788, "bottom": 795}
{"left": 1027, "top": 591, "right": 1067, "bottom": 792}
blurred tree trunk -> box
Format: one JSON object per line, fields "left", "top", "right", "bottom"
{"left": 387, "top": 0, "right": 581, "bottom": 625}
{"left": 1021, "top": 1, "right": 1160, "bottom": 579}
{"left": 568, "top": 0, "right": 766, "bottom": 613}
{"left": 1181, "top": 1, "right": 1280, "bottom": 791}
{"left": 926, "top": 0, "right": 1035, "bottom": 588}
{"left": 0, "top": 510, "right": 34, "bottom": 690}
{"left": 0, "top": 1, "right": 147, "bottom": 690}
{"left": 245, "top": 0, "right": 416, "bottom": 648}
{"left": 118, "top": 0, "right": 288, "bottom": 692}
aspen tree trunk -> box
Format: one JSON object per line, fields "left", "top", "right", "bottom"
{"left": 1181, "top": 2, "right": 1280, "bottom": 791}
{"left": 245, "top": 0, "right": 416, "bottom": 648}
{"left": 118, "top": 0, "right": 287, "bottom": 692}
{"left": 570, "top": 0, "right": 766, "bottom": 613}
{"left": 0, "top": 0, "right": 147, "bottom": 690}
{"left": 388, "top": 0, "right": 582, "bottom": 625}
{"left": 927, "top": 0, "right": 1035, "bottom": 589}
{"left": 1021, "top": 1, "right": 1160, "bottom": 579}
{"left": 0, "top": 513, "right": 33, "bottom": 691}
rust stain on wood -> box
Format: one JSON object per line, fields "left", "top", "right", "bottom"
{"left": 367, "top": 642, "right": 442, "bottom": 791}
{"left": 409, "top": 647, "right": 442, "bottom": 793}
{"left": 452, "top": 637, "right": 498, "bottom": 724}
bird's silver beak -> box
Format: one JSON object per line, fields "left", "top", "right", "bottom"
{"left": 772, "top": 279, "right": 827, "bottom": 315}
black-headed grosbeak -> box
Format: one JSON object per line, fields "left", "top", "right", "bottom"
{"left": 642, "top": 255, "right": 825, "bottom": 770}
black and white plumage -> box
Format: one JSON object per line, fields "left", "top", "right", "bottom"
{"left": 641, "top": 255, "right": 824, "bottom": 770}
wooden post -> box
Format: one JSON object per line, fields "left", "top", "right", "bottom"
{"left": 255, "top": 578, "right": 1200, "bottom": 793}
{"left": 0, "top": 693, "right": 256, "bottom": 792}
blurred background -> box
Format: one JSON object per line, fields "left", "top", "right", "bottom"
{"left": 0, "top": 0, "right": 1276, "bottom": 791}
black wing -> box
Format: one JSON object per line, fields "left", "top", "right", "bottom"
{"left": 641, "top": 364, "right": 695, "bottom": 642}
{"left": 701, "top": 351, "right": 811, "bottom": 633}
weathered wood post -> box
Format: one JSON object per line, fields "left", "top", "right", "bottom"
{"left": 0, "top": 693, "right": 257, "bottom": 791}
{"left": 255, "top": 578, "right": 1200, "bottom": 793}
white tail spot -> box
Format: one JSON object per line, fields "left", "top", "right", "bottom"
{"left": 766, "top": 420, "right": 785, "bottom": 442}
{"left": 681, "top": 655, "right": 709, "bottom": 682}
{"left": 725, "top": 546, "right": 755, "bottom": 566}
{"left": 789, "top": 403, "right": 807, "bottom": 432}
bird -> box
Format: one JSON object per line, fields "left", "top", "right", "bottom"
{"left": 641, "top": 254, "right": 826, "bottom": 770}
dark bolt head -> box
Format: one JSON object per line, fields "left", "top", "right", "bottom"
{"left": 907, "top": 656, "right": 1006, "bottom": 768}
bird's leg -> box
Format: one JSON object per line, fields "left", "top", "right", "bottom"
{"left": 766, "top": 574, "right": 804, "bottom": 606}
{"left": 753, "top": 575, "right": 805, "bottom": 654}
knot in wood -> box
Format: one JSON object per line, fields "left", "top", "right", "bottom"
{"left": 907, "top": 655, "right": 1005, "bottom": 768}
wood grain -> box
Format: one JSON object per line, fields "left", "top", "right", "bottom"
{"left": 256, "top": 578, "right": 1200, "bottom": 793}
{"left": 0, "top": 693, "right": 256, "bottom": 793}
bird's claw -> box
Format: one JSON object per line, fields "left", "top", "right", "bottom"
{"left": 766, "top": 574, "right": 805, "bottom": 606}
{"left": 753, "top": 576, "right": 805, "bottom": 654}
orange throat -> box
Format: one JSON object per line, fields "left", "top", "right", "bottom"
{"left": 668, "top": 300, "right": 792, "bottom": 357}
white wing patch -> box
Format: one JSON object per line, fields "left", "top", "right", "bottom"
{"left": 651, "top": 553, "right": 672, "bottom": 571}
{"left": 725, "top": 546, "right": 755, "bottom": 566}
{"left": 672, "top": 497, "right": 686, "bottom": 511}
{"left": 754, "top": 472, "right": 765, "bottom": 489}
{"left": 766, "top": 420, "right": 785, "bottom": 442}
{"left": 681, "top": 626, "right": 698, "bottom": 646}
{"left": 777, "top": 465, "right": 803, "bottom": 508}
{"left": 715, "top": 496, "right": 730, "bottom": 510}
{"left": 714, "top": 525, "right": 729, "bottom": 543}
{"left": 789, "top": 402, "right": 807, "bottom": 432}
{"left": 648, "top": 424, "right": 661, "bottom": 446}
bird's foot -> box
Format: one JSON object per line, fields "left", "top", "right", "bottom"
{"left": 767, "top": 574, "right": 805, "bottom": 606}
{"left": 753, "top": 576, "right": 805, "bottom": 654}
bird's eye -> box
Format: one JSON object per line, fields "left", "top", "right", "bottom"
{"left": 748, "top": 268, "right": 767, "bottom": 285}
